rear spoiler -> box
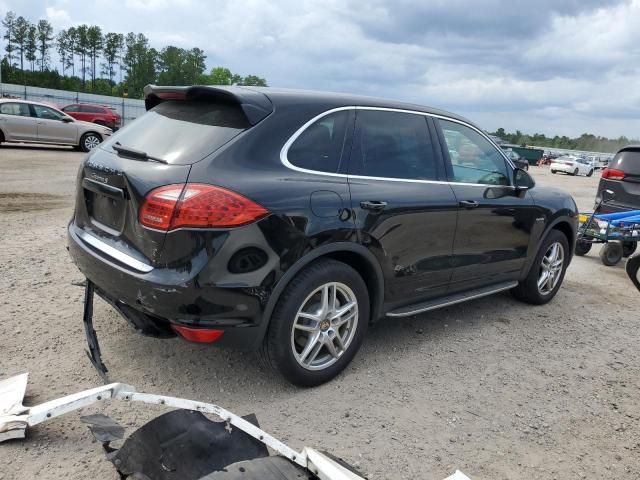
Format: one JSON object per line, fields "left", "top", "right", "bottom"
{"left": 143, "top": 85, "right": 273, "bottom": 125}
{"left": 617, "top": 144, "right": 640, "bottom": 154}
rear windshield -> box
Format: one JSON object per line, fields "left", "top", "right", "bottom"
{"left": 100, "top": 100, "right": 250, "bottom": 164}
{"left": 612, "top": 149, "right": 640, "bottom": 175}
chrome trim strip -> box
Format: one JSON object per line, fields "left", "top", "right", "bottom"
{"left": 386, "top": 282, "right": 518, "bottom": 318}
{"left": 279, "top": 105, "right": 516, "bottom": 184}
{"left": 77, "top": 230, "right": 154, "bottom": 273}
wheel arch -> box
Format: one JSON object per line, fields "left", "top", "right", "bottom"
{"left": 257, "top": 242, "right": 385, "bottom": 347}
{"left": 79, "top": 130, "right": 104, "bottom": 145}
{"left": 550, "top": 219, "right": 576, "bottom": 252}
{"left": 521, "top": 216, "right": 577, "bottom": 280}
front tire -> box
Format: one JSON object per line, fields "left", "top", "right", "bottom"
{"left": 79, "top": 132, "right": 102, "bottom": 152}
{"left": 511, "top": 229, "right": 569, "bottom": 305}
{"left": 587, "top": 169, "right": 594, "bottom": 177}
{"left": 573, "top": 168, "right": 579, "bottom": 176}
{"left": 551, "top": 170, "right": 556, "bottom": 174}
{"left": 261, "top": 259, "right": 369, "bottom": 387}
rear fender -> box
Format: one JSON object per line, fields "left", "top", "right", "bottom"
{"left": 252, "top": 243, "right": 385, "bottom": 350}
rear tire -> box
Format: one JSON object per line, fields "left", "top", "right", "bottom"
{"left": 260, "top": 259, "right": 369, "bottom": 387}
{"left": 79, "top": 132, "right": 102, "bottom": 152}
{"left": 575, "top": 240, "right": 592, "bottom": 256}
{"left": 600, "top": 242, "right": 623, "bottom": 266}
{"left": 573, "top": 168, "right": 579, "bottom": 176}
{"left": 0, "top": 129, "right": 4, "bottom": 145}
{"left": 511, "top": 229, "right": 569, "bottom": 305}
{"left": 551, "top": 170, "right": 556, "bottom": 174}
{"left": 622, "top": 241, "right": 637, "bottom": 258}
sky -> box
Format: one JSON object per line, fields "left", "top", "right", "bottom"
{"left": 1, "top": 0, "right": 639, "bottom": 138}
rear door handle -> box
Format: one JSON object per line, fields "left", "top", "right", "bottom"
{"left": 360, "top": 200, "right": 388, "bottom": 211}
{"left": 459, "top": 200, "right": 479, "bottom": 209}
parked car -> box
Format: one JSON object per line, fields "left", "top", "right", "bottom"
{"left": 67, "top": 85, "right": 579, "bottom": 386}
{"left": 61, "top": 103, "right": 122, "bottom": 131}
{"left": 596, "top": 145, "right": 640, "bottom": 213}
{"left": 0, "top": 99, "right": 112, "bottom": 151}
{"left": 550, "top": 155, "right": 594, "bottom": 176}
{"left": 501, "top": 148, "right": 529, "bottom": 170}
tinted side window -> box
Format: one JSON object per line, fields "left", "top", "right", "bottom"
{"left": 439, "top": 119, "right": 510, "bottom": 185}
{"left": 33, "top": 105, "right": 64, "bottom": 120}
{"left": 62, "top": 105, "right": 80, "bottom": 112}
{"left": 81, "top": 105, "right": 105, "bottom": 113}
{"left": 0, "top": 103, "right": 30, "bottom": 117}
{"left": 287, "top": 111, "right": 350, "bottom": 173}
{"left": 349, "top": 110, "right": 438, "bottom": 180}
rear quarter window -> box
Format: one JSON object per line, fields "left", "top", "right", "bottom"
{"left": 100, "top": 100, "right": 251, "bottom": 165}
{"left": 287, "top": 110, "right": 350, "bottom": 173}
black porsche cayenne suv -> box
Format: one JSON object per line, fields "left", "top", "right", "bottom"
{"left": 68, "top": 85, "right": 578, "bottom": 386}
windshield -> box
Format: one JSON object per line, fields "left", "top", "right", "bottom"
{"left": 100, "top": 100, "right": 251, "bottom": 164}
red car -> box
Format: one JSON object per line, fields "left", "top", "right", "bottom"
{"left": 61, "top": 103, "right": 121, "bottom": 131}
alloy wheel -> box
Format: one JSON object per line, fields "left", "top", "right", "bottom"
{"left": 290, "top": 282, "right": 358, "bottom": 371}
{"left": 84, "top": 134, "right": 101, "bottom": 150}
{"left": 538, "top": 242, "right": 565, "bottom": 295}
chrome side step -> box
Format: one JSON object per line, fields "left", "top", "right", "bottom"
{"left": 386, "top": 281, "right": 518, "bottom": 318}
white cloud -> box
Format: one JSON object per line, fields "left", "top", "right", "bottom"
{"left": 2, "top": 0, "right": 639, "bottom": 138}
{"left": 45, "top": 7, "right": 72, "bottom": 29}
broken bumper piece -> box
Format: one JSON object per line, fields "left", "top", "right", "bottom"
{"left": 0, "top": 373, "right": 470, "bottom": 479}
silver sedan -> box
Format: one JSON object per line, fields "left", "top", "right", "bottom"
{"left": 0, "top": 99, "right": 112, "bottom": 152}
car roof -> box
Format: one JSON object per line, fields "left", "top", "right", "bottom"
{"left": 64, "top": 103, "right": 109, "bottom": 108}
{"left": 0, "top": 98, "right": 63, "bottom": 110}
{"left": 144, "top": 84, "right": 475, "bottom": 126}
{"left": 240, "top": 86, "right": 472, "bottom": 122}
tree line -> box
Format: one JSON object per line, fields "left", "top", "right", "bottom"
{"left": 492, "top": 128, "right": 638, "bottom": 154}
{"left": 1, "top": 11, "right": 267, "bottom": 98}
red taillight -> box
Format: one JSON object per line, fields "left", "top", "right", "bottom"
{"left": 602, "top": 168, "right": 625, "bottom": 180}
{"left": 139, "top": 183, "right": 269, "bottom": 231}
{"left": 139, "top": 184, "right": 184, "bottom": 230}
{"left": 172, "top": 325, "right": 224, "bottom": 343}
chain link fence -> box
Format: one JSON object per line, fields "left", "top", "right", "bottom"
{"left": 0, "top": 83, "right": 145, "bottom": 126}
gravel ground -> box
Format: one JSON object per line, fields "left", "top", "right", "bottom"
{"left": 1, "top": 145, "right": 638, "bottom": 479}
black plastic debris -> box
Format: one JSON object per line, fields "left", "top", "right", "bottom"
{"left": 106, "top": 409, "right": 271, "bottom": 480}
{"left": 81, "top": 413, "right": 125, "bottom": 444}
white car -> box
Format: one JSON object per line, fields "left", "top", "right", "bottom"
{"left": 550, "top": 156, "right": 595, "bottom": 177}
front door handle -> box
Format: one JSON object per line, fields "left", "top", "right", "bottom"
{"left": 360, "top": 200, "right": 388, "bottom": 211}
{"left": 459, "top": 200, "right": 479, "bottom": 209}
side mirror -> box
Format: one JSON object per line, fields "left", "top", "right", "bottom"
{"left": 61, "top": 116, "right": 73, "bottom": 123}
{"left": 514, "top": 168, "right": 535, "bottom": 190}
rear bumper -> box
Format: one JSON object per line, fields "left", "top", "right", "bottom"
{"left": 67, "top": 222, "right": 268, "bottom": 350}
{"left": 550, "top": 163, "right": 576, "bottom": 174}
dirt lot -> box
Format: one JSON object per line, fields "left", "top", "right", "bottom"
{"left": 1, "top": 145, "right": 638, "bottom": 479}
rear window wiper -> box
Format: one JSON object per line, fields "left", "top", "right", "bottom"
{"left": 111, "top": 142, "right": 168, "bottom": 164}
